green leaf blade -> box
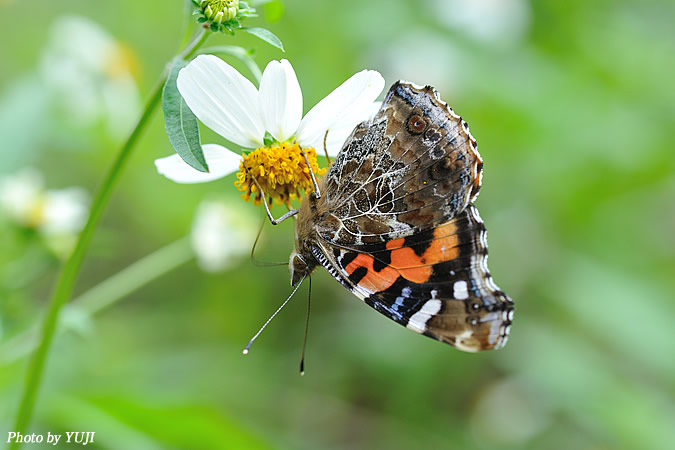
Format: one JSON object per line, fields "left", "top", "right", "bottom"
{"left": 242, "top": 27, "right": 285, "bottom": 52}
{"left": 162, "top": 58, "right": 209, "bottom": 173}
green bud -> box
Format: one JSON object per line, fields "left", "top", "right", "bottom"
{"left": 200, "top": 0, "right": 240, "bottom": 23}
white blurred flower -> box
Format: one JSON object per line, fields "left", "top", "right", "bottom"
{"left": 40, "top": 15, "right": 141, "bottom": 138}
{"left": 155, "top": 56, "right": 384, "bottom": 190}
{"left": 0, "top": 168, "right": 89, "bottom": 256}
{"left": 427, "top": 0, "right": 530, "bottom": 47}
{"left": 0, "top": 168, "right": 43, "bottom": 227}
{"left": 190, "top": 200, "right": 256, "bottom": 272}
{"left": 40, "top": 188, "right": 89, "bottom": 236}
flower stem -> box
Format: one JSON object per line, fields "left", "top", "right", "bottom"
{"left": 0, "top": 238, "right": 193, "bottom": 365}
{"left": 73, "top": 237, "right": 193, "bottom": 317}
{"left": 10, "top": 30, "right": 208, "bottom": 446}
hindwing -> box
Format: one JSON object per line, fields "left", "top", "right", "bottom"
{"left": 313, "top": 205, "right": 513, "bottom": 351}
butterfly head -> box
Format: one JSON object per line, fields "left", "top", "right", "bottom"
{"left": 289, "top": 251, "right": 309, "bottom": 286}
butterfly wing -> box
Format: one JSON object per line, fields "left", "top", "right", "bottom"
{"left": 313, "top": 205, "right": 513, "bottom": 351}
{"left": 319, "top": 81, "right": 483, "bottom": 247}
{"left": 312, "top": 82, "right": 513, "bottom": 351}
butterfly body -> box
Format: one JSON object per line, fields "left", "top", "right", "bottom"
{"left": 291, "top": 81, "right": 514, "bottom": 352}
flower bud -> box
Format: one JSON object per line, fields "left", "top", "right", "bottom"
{"left": 200, "top": 0, "right": 239, "bottom": 24}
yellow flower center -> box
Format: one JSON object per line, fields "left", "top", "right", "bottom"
{"left": 105, "top": 42, "right": 139, "bottom": 80}
{"left": 25, "top": 196, "right": 47, "bottom": 229}
{"left": 235, "top": 142, "right": 326, "bottom": 207}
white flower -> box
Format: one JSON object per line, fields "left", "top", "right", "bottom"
{"left": 0, "top": 168, "right": 89, "bottom": 257}
{"left": 155, "top": 55, "right": 384, "bottom": 184}
{"left": 190, "top": 200, "right": 255, "bottom": 272}
{"left": 40, "top": 15, "right": 141, "bottom": 138}
{"left": 40, "top": 188, "right": 89, "bottom": 236}
{"left": 0, "top": 168, "right": 43, "bottom": 226}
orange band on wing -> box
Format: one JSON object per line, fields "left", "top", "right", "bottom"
{"left": 422, "top": 222, "right": 460, "bottom": 265}
{"left": 345, "top": 253, "right": 399, "bottom": 293}
{"left": 344, "top": 221, "right": 461, "bottom": 290}
{"left": 389, "top": 247, "right": 433, "bottom": 283}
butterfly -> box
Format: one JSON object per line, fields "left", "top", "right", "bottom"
{"left": 257, "top": 81, "right": 514, "bottom": 352}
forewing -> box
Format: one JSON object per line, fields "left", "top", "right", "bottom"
{"left": 319, "top": 81, "right": 483, "bottom": 247}
{"left": 313, "top": 205, "right": 513, "bottom": 352}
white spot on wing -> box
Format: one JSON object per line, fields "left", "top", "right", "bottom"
{"left": 406, "top": 299, "right": 442, "bottom": 333}
{"left": 453, "top": 280, "right": 469, "bottom": 300}
{"left": 399, "top": 79, "right": 426, "bottom": 90}
{"left": 392, "top": 286, "right": 412, "bottom": 313}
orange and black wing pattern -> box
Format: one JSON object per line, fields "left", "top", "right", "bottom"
{"left": 313, "top": 205, "right": 513, "bottom": 352}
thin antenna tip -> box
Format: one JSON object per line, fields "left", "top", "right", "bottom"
{"left": 242, "top": 348, "right": 249, "bottom": 355}
{"left": 300, "top": 371, "right": 305, "bottom": 376}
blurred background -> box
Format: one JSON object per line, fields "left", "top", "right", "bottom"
{"left": 1, "top": 0, "right": 674, "bottom": 448}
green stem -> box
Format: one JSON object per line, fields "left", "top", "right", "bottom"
{"left": 10, "top": 30, "right": 208, "bottom": 447}
{"left": 0, "top": 238, "right": 193, "bottom": 365}
{"left": 74, "top": 237, "right": 193, "bottom": 316}
{"left": 182, "top": 30, "right": 210, "bottom": 60}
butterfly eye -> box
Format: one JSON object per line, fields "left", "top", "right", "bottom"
{"left": 408, "top": 114, "right": 427, "bottom": 134}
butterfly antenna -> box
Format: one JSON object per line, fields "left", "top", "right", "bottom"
{"left": 299, "top": 147, "right": 321, "bottom": 198}
{"left": 322, "top": 130, "right": 332, "bottom": 166}
{"left": 250, "top": 214, "right": 287, "bottom": 267}
{"left": 299, "top": 275, "right": 312, "bottom": 376}
{"left": 243, "top": 274, "right": 307, "bottom": 355}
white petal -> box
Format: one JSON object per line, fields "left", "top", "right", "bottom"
{"left": 296, "top": 70, "right": 384, "bottom": 149}
{"left": 177, "top": 55, "right": 264, "bottom": 148}
{"left": 155, "top": 144, "right": 241, "bottom": 184}
{"left": 258, "top": 59, "right": 302, "bottom": 142}
{"left": 304, "top": 101, "right": 383, "bottom": 157}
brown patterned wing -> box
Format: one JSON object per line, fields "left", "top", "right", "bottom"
{"left": 318, "top": 81, "right": 483, "bottom": 247}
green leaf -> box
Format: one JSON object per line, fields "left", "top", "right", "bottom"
{"left": 162, "top": 58, "right": 208, "bottom": 173}
{"left": 241, "top": 27, "right": 284, "bottom": 52}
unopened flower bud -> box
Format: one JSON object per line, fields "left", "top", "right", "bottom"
{"left": 200, "top": 0, "right": 239, "bottom": 24}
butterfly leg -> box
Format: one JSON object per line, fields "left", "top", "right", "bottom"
{"left": 250, "top": 215, "right": 287, "bottom": 267}
{"left": 300, "top": 147, "right": 322, "bottom": 199}
{"left": 242, "top": 162, "right": 299, "bottom": 225}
